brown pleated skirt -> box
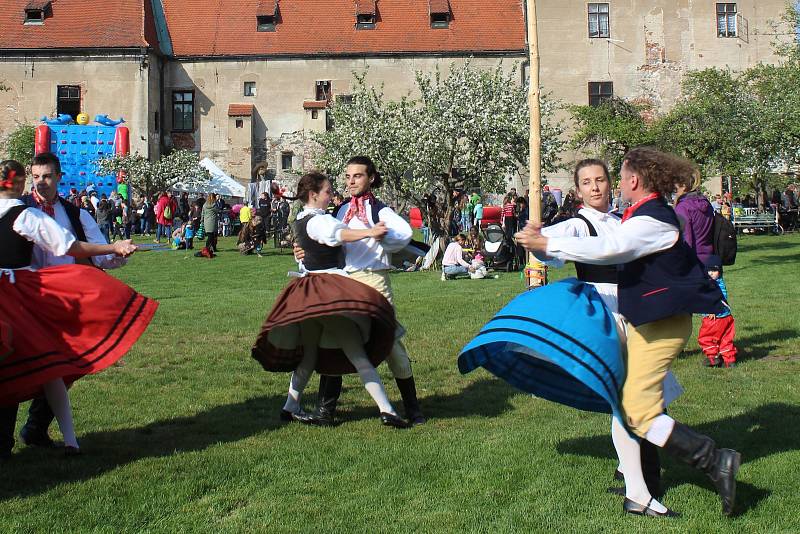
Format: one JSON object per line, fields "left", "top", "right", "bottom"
{"left": 251, "top": 273, "right": 396, "bottom": 375}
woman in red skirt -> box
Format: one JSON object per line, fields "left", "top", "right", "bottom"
{"left": 0, "top": 160, "right": 158, "bottom": 454}
{"left": 252, "top": 172, "right": 407, "bottom": 428}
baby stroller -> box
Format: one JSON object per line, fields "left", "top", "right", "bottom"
{"left": 482, "top": 224, "right": 518, "bottom": 272}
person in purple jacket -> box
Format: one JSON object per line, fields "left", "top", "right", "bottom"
{"left": 674, "top": 176, "right": 714, "bottom": 264}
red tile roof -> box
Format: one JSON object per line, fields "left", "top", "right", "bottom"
{"left": 355, "top": 0, "right": 377, "bottom": 16}
{"left": 302, "top": 100, "right": 327, "bottom": 110}
{"left": 228, "top": 103, "right": 255, "bottom": 116}
{"left": 429, "top": 0, "right": 450, "bottom": 14}
{"left": 0, "top": 0, "right": 156, "bottom": 50}
{"left": 256, "top": 0, "right": 278, "bottom": 17}
{"left": 162, "top": 0, "right": 526, "bottom": 57}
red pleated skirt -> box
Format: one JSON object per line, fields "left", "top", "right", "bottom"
{"left": 251, "top": 273, "right": 396, "bottom": 375}
{"left": 0, "top": 265, "right": 158, "bottom": 405}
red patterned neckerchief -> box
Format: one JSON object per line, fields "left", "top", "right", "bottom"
{"left": 343, "top": 191, "right": 375, "bottom": 225}
{"left": 32, "top": 189, "right": 57, "bottom": 218}
{"left": 621, "top": 193, "right": 660, "bottom": 223}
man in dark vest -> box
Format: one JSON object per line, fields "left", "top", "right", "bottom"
{"left": 0, "top": 152, "right": 129, "bottom": 458}
{"left": 517, "top": 147, "right": 740, "bottom": 518}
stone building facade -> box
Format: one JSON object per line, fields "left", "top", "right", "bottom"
{"left": 0, "top": 0, "right": 791, "bottom": 193}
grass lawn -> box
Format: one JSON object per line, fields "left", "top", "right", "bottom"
{"left": 1, "top": 233, "right": 799, "bottom": 533}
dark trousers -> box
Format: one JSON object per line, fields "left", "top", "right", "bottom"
{"left": 0, "top": 397, "right": 54, "bottom": 454}
{"left": 205, "top": 231, "right": 218, "bottom": 252}
{"left": 0, "top": 404, "right": 18, "bottom": 455}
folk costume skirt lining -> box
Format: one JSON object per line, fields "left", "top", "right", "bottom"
{"left": 458, "top": 278, "right": 625, "bottom": 419}
{"left": 251, "top": 273, "right": 396, "bottom": 376}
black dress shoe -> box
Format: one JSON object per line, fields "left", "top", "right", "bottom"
{"left": 279, "top": 410, "right": 317, "bottom": 425}
{"left": 408, "top": 413, "right": 427, "bottom": 426}
{"left": 380, "top": 413, "right": 410, "bottom": 429}
{"left": 20, "top": 428, "right": 56, "bottom": 448}
{"left": 623, "top": 498, "right": 679, "bottom": 518}
{"left": 64, "top": 446, "right": 82, "bottom": 457}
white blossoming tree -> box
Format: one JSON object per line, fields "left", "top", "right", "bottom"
{"left": 97, "top": 150, "right": 210, "bottom": 199}
{"left": 314, "top": 62, "right": 566, "bottom": 239}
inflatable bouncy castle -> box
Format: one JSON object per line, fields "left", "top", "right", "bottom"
{"left": 34, "top": 114, "right": 129, "bottom": 198}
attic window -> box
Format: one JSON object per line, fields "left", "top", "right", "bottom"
{"left": 257, "top": 15, "right": 276, "bottom": 32}
{"left": 24, "top": 9, "right": 44, "bottom": 24}
{"left": 355, "top": 0, "right": 376, "bottom": 29}
{"left": 256, "top": 0, "right": 278, "bottom": 31}
{"left": 24, "top": 0, "right": 50, "bottom": 24}
{"left": 429, "top": 0, "right": 450, "bottom": 28}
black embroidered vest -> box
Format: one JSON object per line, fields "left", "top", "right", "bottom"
{"left": 0, "top": 206, "right": 34, "bottom": 269}
{"left": 294, "top": 215, "right": 345, "bottom": 271}
{"left": 618, "top": 197, "right": 724, "bottom": 326}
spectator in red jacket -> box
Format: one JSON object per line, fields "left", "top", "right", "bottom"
{"left": 154, "top": 191, "right": 178, "bottom": 243}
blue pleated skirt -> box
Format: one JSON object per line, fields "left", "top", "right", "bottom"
{"left": 458, "top": 278, "right": 625, "bottom": 419}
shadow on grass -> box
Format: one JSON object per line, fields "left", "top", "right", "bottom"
{"left": 556, "top": 402, "right": 799, "bottom": 515}
{"left": 328, "top": 377, "right": 517, "bottom": 423}
{"left": 680, "top": 327, "right": 800, "bottom": 362}
{"left": 0, "top": 394, "right": 284, "bottom": 502}
{"left": 735, "top": 239, "right": 796, "bottom": 253}
{"left": 744, "top": 252, "right": 800, "bottom": 265}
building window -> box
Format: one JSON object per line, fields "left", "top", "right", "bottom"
{"left": 588, "top": 3, "right": 610, "bottom": 38}
{"left": 244, "top": 81, "right": 257, "bottom": 96}
{"left": 24, "top": 9, "right": 44, "bottom": 24}
{"left": 716, "top": 3, "right": 737, "bottom": 38}
{"left": 281, "top": 152, "right": 293, "bottom": 170}
{"left": 235, "top": 119, "right": 244, "bottom": 129}
{"left": 56, "top": 85, "right": 81, "bottom": 121}
{"left": 311, "top": 109, "right": 319, "bottom": 119}
{"left": 172, "top": 91, "right": 194, "bottom": 132}
{"left": 588, "top": 82, "right": 613, "bottom": 107}
{"left": 257, "top": 15, "right": 276, "bottom": 32}
{"left": 336, "top": 94, "right": 353, "bottom": 105}
{"left": 429, "top": 0, "right": 450, "bottom": 28}
{"left": 316, "top": 80, "right": 332, "bottom": 101}
{"left": 356, "top": 0, "right": 377, "bottom": 29}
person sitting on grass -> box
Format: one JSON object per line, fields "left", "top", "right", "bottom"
{"left": 441, "top": 233, "right": 473, "bottom": 280}
{"left": 238, "top": 215, "right": 267, "bottom": 256}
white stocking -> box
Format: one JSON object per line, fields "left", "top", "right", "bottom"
{"left": 326, "top": 317, "right": 395, "bottom": 415}
{"left": 283, "top": 321, "right": 322, "bottom": 414}
{"left": 611, "top": 417, "right": 667, "bottom": 513}
{"left": 43, "top": 379, "right": 79, "bottom": 449}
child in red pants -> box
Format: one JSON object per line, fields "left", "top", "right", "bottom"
{"left": 698, "top": 255, "right": 737, "bottom": 368}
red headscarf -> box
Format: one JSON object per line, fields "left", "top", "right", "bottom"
{"left": 343, "top": 192, "right": 375, "bottom": 225}
{"left": 0, "top": 169, "right": 16, "bottom": 190}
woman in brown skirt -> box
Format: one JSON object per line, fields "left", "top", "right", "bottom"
{"left": 252, "top": 172, "right": 408, "bottom": 428}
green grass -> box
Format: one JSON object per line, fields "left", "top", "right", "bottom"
{"left": 1, "top": 233, "right": 799, "bottom": 533}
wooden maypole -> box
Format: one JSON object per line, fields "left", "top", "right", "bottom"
{"left": 524, "top": 0, "right": 547, "bottom": 288}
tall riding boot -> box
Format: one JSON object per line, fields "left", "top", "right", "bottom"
{"left": 0, "top": 404, "right": 19, "bottom": 458}
{"left": 395, "top": 376, "right": 426, "bottom": 425}
{"left": 20, "top": 396, "right": 56, "bottom": 447}
{"left": 312, "top": 375, "right": 342, "bottom": 427}
{"left": 662, "top": 422, "right": 740, "bottom": 516}
{"left": 640, "top": 439, "right": 662, "bottom": 498}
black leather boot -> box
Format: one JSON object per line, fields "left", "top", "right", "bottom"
{"left": 395, "top": 376, "right": 426, "bottom": 425}
{"left": 641, "top": 440, "right": 662, "bottom": 498}
{"left": 311, "top": 375, "right": 342, "bottom": 427}
{"left": 662, "top": 422, "right": 740, "bottom": 516}
{"left": 20, "top": 397, "right": 56, "bottom": 447}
